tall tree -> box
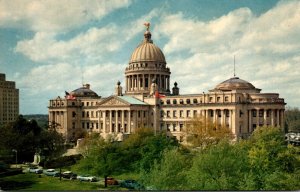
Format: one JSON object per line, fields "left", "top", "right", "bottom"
{"left": 184, "top": 115, "right": 234, "bottom": 148}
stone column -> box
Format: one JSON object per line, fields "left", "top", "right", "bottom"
{"left": 214, "top": 109, "right": 217, "bottom": 125}
{"left": 271, "top": 109, "right": 274, "bottom": 126}
{"left": 137, "top": 76, "right": 140, "bottom": 90}
{"left": 116, "top": 110, "right": 118, "bottom": 133}
{"left": 121, "top": 110, "right": 125, "bottom": 133}
{"left": 103, "top": 110, "right": 107, "bottom": 133}
{"left": 128, "top": 110, "right": 131, "bottom": 133}
{"left": 248, "top": 110, "right": 252, "bottom": 133}
{"left": 256, "top": 109, "right": 259, "bottom": 127}
{"left": 277, "top": 109, "right": 280, "bottom": 127}
{"left": 231, "top": 110, "right": 235, "bottom": 134}
{"left": 263, "top": 109, "right": 267, "bottom": 126}
{"left": 109, "top": 110, "right": 112, "bottom": 133}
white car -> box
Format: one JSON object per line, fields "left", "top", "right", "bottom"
{"left": 77, "top": 175, "right": 97, "bottom": 182}
{"left": 28, "top": 167, "right": 43, "bottom": 174}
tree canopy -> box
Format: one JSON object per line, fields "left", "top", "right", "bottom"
{"left": 0, "top": 115, "right": 64, "bottom": 163}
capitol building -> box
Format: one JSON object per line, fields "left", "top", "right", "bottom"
{"left": 48, "top": 24, "right": 286, "bottom": 143}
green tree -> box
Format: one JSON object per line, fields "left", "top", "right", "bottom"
{"left": 140, "top": 148, "right": 190, "bottom": 190}
{"left": 0, "top": 115, "right": 64, "bottom": 163}
{"left": 76, "top": 133, "right": 122, "bottom": 187}
{"left": 245, "top": 126, "right": 300, "bottom": 190}
{"left": 187, "top": 140, "right": 248, "bottom": 190}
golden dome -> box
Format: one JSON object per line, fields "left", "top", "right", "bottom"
{"left": 129, "top": 31, "right": 166, "bottom": 64}
{"left": 215, "top": 77, "right": 256, "bottom": 91}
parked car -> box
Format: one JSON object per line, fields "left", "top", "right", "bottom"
{"left": 43, "top": 169, "right": 60, "bottom": 177}
{"left": 61, "top": 171, "right": 77, "bottom": 180}
{"left": 28, "top": 167, "right": 43, "bottom": 174}
{"left": 77, "top": 175, "right": 97, "bottom": 182}
{"left": 120, "top": 179, "right": 144, "bottom": 189}
{"left": 106, "top": 177, "right": 118, "bottom": 185}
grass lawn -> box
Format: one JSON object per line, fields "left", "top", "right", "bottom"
{"left": 0, "top": 172, "right": 124, "bottom": 191}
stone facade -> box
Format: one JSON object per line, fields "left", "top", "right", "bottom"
{"left": 0, "top": 73, "right": 19, "bottom": 125}
{"left": 48, "top": 25, "right": 285, "bottom": 142}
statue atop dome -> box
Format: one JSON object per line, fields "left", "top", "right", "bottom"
{"left": 144, "top": 22, "right": 150, "bottom": 31}
{"left": 143, "top": 22, "right": 152, "bottom": 43}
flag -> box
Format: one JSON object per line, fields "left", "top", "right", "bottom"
{"left": 65, "top": 91, "right": 76, "bottom": 100}
{"left": 155, "top": 91, "right": 166, "bottom": 99}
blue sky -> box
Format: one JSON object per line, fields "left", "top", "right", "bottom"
{"left": 0, "top": 0, "right": 299, "bottom": 114}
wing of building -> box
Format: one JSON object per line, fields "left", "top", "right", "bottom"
{"left": 48, "top": 25, "right": 286, "bottom": 143}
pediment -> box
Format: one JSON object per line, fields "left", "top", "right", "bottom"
{"left": 99, "top": 96, "right": 129, "bottom": 106}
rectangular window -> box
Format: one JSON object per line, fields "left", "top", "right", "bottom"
{"left": 82, "top": 122, "right": 84, "bottom": 129}
{"left": 87, "top": 102, "right": 89, "bottom": 106}
{"left": 87, "top": 111, "right": 89, "bottom": 117}
{"left": 225, "top": 96, "right": 229, "bottom": 102}
{"left": 209, "top": 97, "right": 213, "bottom": 102}
{"left": 173, "top": 111, "right": 177, "bottom": 117}
{"left": 167, "top": 111, "right": 170, "bottom": 117}
{"left": 180, "top": 110, "right": 183, "bottom": 117}
{"left": 217, "top": 97, "right": 220, "bottom": 102}
{"left": 193, "top": 110, "right": 197, "bottom": 117}
{"left": 91, "top": 111, "right": 94, "bottom": 117}
{"left": 87, "top": 122, "right": 89, "bottom": 129}
{"left": 179, "top": 124, "right": 183, "bottom": 131}
{"left": 252, "top": 110, "right": 257, "bottom": 117}
{"left": 167, "top": 124, "right": 170, "bottom": 131}
{"left": 259, "top": 110, "right": 263, "bottom": 117}
{"left": 82, "top": 112, "right": 85, "bottom": 118}
{"left": 210, "top": 110, "right": 214, "bottom": 117}
{"left": 187, "top": 110, "right": 190, "bottom": 117}
{"left": 173, "top": 124, "right": 177, "bottom": 131}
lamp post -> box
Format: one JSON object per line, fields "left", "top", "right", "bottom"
{"left": 12, "top": 149, "right": 17, "bottom": 167}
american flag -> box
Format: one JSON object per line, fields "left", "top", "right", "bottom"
{"left": 65, "top": 91, "right": 76, "bottom": 100}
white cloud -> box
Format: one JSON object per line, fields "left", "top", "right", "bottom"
{"left": 18, "top": 62, "right": 123, "bottom": 96}
{"left": 154, "top": 0, "right": 300, "bottom": 107}
{"left": 15, "top": 25, "right": 120, "bottom": 62}
{"left": 0, "top": 0, "right": 131, "bottom": 32}
{"left": 14, "top": 7, "right": 162, "bottom": 63}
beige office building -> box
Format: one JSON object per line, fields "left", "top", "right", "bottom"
{"left": 0, "top": 73, "right": 19, "bottom": 126}
{"left": 48, "top": 25, "right": 286, "bottom": 142}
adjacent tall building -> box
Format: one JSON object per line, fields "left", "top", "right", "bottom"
{"left": 0, "top": 73, "right": 19, "bottom": 125}
{"left": 48, "top": 24, "right": 286, "bottom": 142}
